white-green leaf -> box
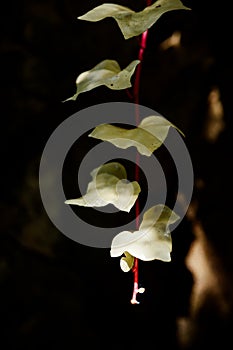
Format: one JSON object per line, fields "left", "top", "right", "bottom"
{"left": 110, "top": 204, "right": 180, "bottom": 262}
{"left": 78, "top": 0, "right": 191, "bottom": 39}
{"left": 64, "top": 59, "right": 140, "bottom": 101}
{"left": 89, "top": 115, "right": 184, "bottom": 156}
{"left": 65, "top": 162, "right": 141, "bottom": 212}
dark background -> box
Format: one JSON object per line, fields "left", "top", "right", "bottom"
{"left": 1, "top": 1, "right": 233, "bottom": 349}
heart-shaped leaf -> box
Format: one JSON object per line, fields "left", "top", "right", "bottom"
{"left": 78, "top": 0, "right": 191, "bottom": 39}
{"left": 65, "top": 162, "right": 141, "bottom": 212}
{"left": 89, "top": 115, "right": 184, "bottom": 156}
{"left": 64, "top": 59, "right": 140, "bottom": 101}
{"left": 110, "top": 204, "right": 180, "bottom": 264}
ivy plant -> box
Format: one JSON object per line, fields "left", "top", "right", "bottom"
{"left": 64, "top": 0, "right": 191, "bottom": 304}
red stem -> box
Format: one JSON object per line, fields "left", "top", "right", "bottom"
{"left": 130, "top": 0, "right": 152, "bottom": 305}
{"left": 133, "top": 29, "right": 150, "bottom": 117}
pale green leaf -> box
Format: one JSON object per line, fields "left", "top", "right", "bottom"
{"left": 89, "top": 115, "right": 184, "bottom": 156}
{"left": 65, "top": 162, "right": 141, "bottom": 212}
{"left": 110, "top": 204, "right": 180, "bottom": 262}
{"left": 78, "top": 0, "right": 191, "bottom": 39}
{"left": 64, "top": 59, "right": 140, "bottom": 101}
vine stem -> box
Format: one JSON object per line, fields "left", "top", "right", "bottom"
{"left": 130, "top": 0, "right": 152, "bottom": 305}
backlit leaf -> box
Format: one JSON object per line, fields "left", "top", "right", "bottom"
{"left": 89, "top": 115, "right": 184, "bottom": 156}
{"left": 110, "top": 204, "right": 180, "bottom": 263}
{"left": 78, "top": 0, "right": 191, "bottom": 39}
{"left": 65, "top": 162, "right": 141, "bottom": 212}
{"left": 64, "top": 59, "right": 140, "bottom": 101}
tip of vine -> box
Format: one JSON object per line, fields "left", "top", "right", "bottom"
{"left": 131, "top": 298, "right": 140, "bottom": 305}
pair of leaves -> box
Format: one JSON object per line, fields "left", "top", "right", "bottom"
{"left": 65, "top": 0, "right": 190, "bottom": 101}
{"left": 65, "top": 168, "right": 180, "bottom": 264}
{"left": 65, "top": 114, "right": 183, "bottom": 212}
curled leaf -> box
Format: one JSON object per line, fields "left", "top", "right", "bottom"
{"left": 120, "top": 252, "right": 135, "bottom": 272}
{"left": 65, "top": 162, "right": 141, "bottom": 212}
{"left": 89, "top": 115, "right": 184, "bottom": 156}
{"left": 64, "top": 59, "right": 140, "bottom": 101}
{"left": 110, "top": 204, "right": 180, "bottom": 262}
{"left": 78, "top": 0, "right": 191, "bottom": 39}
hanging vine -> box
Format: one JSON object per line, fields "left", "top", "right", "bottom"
{"left": 64, "top": 0, "right": 191, "bottom": 304}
